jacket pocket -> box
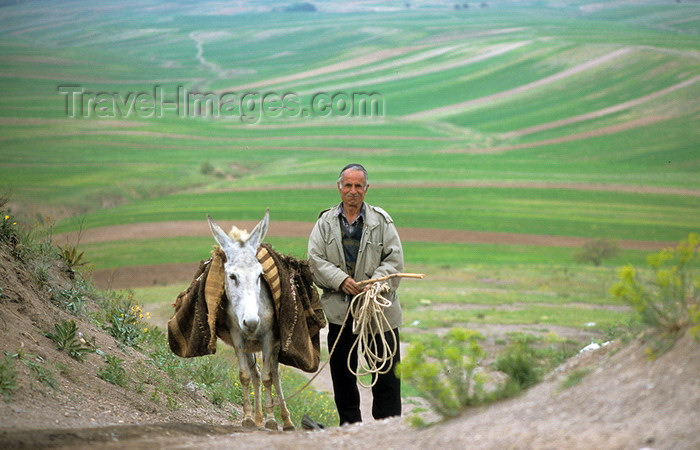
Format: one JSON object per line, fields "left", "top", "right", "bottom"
{"left": 362, "top": 241, "right": 383, "bottom": 277}
{"left": 324, "top": 235, "right": 343, "bottom": 267}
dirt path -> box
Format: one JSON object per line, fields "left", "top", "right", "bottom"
{"left": 3, "top": 335, "right": 697, "bottom": 449}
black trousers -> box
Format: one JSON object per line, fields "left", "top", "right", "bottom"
{"left": 327, "top": 320, "right": 401, "bottom": 425}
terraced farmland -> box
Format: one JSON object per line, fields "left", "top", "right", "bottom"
{"left": 1, "top": 0, "right": 698, "bottom": 388}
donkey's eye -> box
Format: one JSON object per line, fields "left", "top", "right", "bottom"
{"left": 229, "top": 273, "right": 238, "bottom": 284}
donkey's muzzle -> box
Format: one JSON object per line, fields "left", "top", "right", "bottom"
{"left": 242, "top": 318, "right": 259, "bottom": 334}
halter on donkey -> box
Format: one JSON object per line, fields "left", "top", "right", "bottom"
{"left": 207, "top": 210, "right": 294, "bottom": 431}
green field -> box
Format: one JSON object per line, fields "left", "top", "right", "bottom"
{"left": 1, "top": 0, "right": 699, "bottom": 352}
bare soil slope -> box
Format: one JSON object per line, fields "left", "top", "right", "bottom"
{"left": 0, "top": 242, "right": 238, "bottom": 441}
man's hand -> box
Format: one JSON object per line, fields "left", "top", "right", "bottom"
{"left": 340, "top": 277, "right": 363, "bottom": 296}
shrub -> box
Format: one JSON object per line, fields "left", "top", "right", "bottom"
{"left": 575, "top": 238, "right": 620, "bottom": 266}
{"left": 200, "top": 161, "right": 215, "bottom": 175}
{"left": 399, "top": 328, "right": 487, "bottom": 418}
{"left": 610, "top": 233, "right": 699, "bottom": 353}
{"left": 102, "top": 292, "right": 150, "bottom": 347}
{"left": 494, "top": 340, "right": 539, "bottom": 391}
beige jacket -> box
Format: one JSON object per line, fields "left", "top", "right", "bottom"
{"left": 307, "top": 203, "right": 404, "bottom": 330}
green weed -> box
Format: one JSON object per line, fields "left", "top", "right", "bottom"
{"left": 494, "top": 340, "right": 540, "bottom": 392}
{"left": 43, "top": 319, "right": 93, "bottom": 362}
{"left": 559, "top": 368, "right": 592, "bottom": 391}
{"left": 58, "top": 244, "right": 89, "bottom": 271}
{"left": 279, "top": 366, "right": 338, "bottom": 428}
{"left": 97, "top": 354, "right": 128, "bottom": 387}
{"left": 611, "top": 233, "right": 700, "bottom": 354}
{"left": 0, "top": 356, "right": 19, "bottom": 400}
{"left": 102, "top": 292, "right": 150, "bottom": 348}
{"left": 0, "top": 196, "right": 19, "bottom": 246}
{"left": 400, "top": 329, "right": 487, "bottom": 418}
{"left": 50, "top": 287, "right": 88, "bottom": 315}
{"left": 15, "top": 354, "right": 58, "bottom": 390}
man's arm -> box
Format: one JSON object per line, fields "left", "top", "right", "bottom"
{"left": 307, "top": 220, "right": 351, "bottom": 292}
{"left": 370, "top": 221, "right": 404, "bottom": 291}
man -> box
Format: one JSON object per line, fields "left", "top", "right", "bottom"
{"left": 307, "top": 163, "right": 404, "bottom": 425}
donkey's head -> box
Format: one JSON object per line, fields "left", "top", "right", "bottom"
{"left": 207, "top": 210, "right": 270, "bottom": 336}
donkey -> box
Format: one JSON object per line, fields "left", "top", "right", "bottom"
{"left": 207, "top": 210, "right": 294, "bottom": 431}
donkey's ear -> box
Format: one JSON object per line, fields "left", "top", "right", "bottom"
{"left": 207, "top": 215, "right": 234, "bottom": 252}
{"left": 247, "top": 209, "right": 269, "bottom": 249}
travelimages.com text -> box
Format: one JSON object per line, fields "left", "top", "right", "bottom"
{"left": 58, "top": 86, "right": 385, "bottom": 123}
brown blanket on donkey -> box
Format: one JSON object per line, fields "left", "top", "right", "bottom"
{"left": 167, "top": 243, "right": 326, "bottom": 373}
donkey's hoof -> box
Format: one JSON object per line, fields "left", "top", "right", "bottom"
{"left": 283, "top": 423, "right": 296, "bottom": 432}
{"left": 264, "top": 419, "right": 279, "bottom": 431}
{"left": 241, "top": 417, "right": 257, "bottom": 429}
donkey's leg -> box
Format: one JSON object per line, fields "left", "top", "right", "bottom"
{"left": 271, "top": 362, "right": 294, "bottom": 431}
{"left": 247, "top": 353, "right": 264, "bottom": 427}
{"left": 263, "top": 341, "right": 294, "bottom": 431}
{"left": 236, "top": 350, "right": 256, "bottom": 429}
{"left": 261, "top": 339, "right": 279, "bottom": 431}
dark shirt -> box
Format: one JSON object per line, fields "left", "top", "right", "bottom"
{"left": 336, "top": 203, "right": 365, "bottom": 278}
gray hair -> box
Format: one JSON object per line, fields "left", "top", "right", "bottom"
{"left": 337, "top": 163, "right": 369, "bottom": 187}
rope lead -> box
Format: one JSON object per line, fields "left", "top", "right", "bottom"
{"left": 282, "top": 274, "right": 424, "bottom": 401}
{"left": 348, "top": 282, "right": 398, "bottom": 387}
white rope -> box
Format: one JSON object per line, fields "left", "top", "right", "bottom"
{"left": 283, "top": 275, "right": 423, "bottom": 400}
{"left": 347, "top": 282, "right": 398, "bottom": 387}
{"left": 282, "top": 281, "right": 396, "bottom": 400}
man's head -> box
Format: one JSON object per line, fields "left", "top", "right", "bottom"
{"left": 337, "top": 164, "right": 369, "bottom": 209}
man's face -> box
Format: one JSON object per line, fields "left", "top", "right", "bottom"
{"left": 338, "top": 169, "right": 369, "bottom": 209}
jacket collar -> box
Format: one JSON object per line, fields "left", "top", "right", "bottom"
{"left": 329, "top": 202, "right": 379, "bottom": 229}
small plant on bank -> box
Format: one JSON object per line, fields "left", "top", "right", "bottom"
{"left": 610, "top": 233, "right": 699, "bottom": 354}
{"left": 575, "top": 238, "right": 620, "bottom": 266}
{"left": 43, "top": 319, "right": 93, "bottom": 362}
{"left": 1, "top": 195, "right": 19, "bottom": 246}
{"left": 559, "top": 367, "right": 592, "bottom": 391}
{"left": 5, "top": 351, "right": 58, "bottom": 390}
{"left": 0, "top": 355, "right": 19, "bottom": 400}
{"left": 494, "top": 333, "right": 576, "bottom": 394}
{"left": 400, "top": 328, "right": 487, "bottom": 418}
{"left": 97, "top": 354, "right": 128, "bottom": 387}
{"left": 102, "top": 292, "right": 151, "bottom": 348}
{"left": 58, "top": 243, "right": 89, "bottom": 272}
{"left": 494, "top": 339, "right": 540, "bottom": 392}
{"left": 50, "top": 286, "right": 88, "bottom": 315}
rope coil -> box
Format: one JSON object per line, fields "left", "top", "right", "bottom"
{"left": 348, "top": 282, "right": 398, "bottom": 387}
{"left": 283, "top": 273, "right": 424, "bottom": 400}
